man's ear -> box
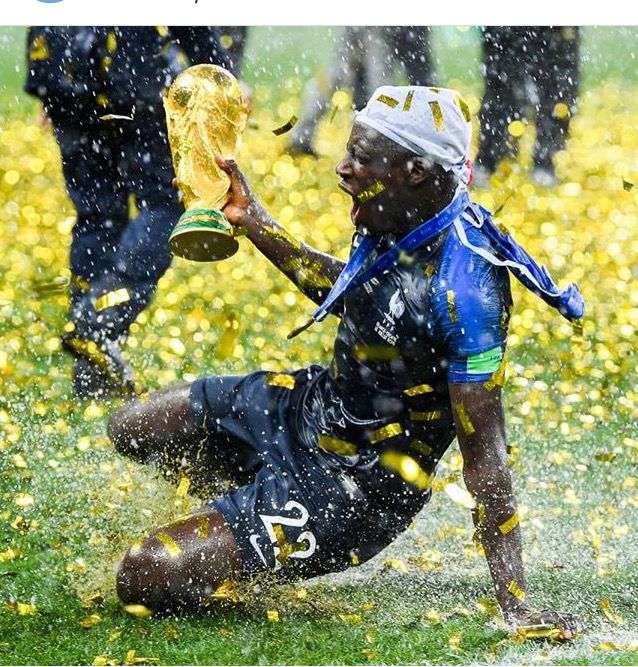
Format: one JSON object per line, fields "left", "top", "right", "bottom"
{"left": 405, "top": 157, "right": 433, "bottom": 187}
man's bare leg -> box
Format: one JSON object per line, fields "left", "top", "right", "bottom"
{"left": 116, "top": 505, "right": 242, "bottom": 614}
{"left": 110, "top": 384, "right": 244, "bottom": 613}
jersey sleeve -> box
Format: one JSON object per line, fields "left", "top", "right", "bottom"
{"left": 432, "top": 222, "right": 512, "bottom": 383}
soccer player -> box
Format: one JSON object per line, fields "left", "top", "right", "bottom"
{"left": 109, "top": 86, "right": 584, "bottom": 638}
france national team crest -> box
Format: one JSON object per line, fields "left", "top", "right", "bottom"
{"left": 374, "top": 288, "right": 404, "bottom": 345}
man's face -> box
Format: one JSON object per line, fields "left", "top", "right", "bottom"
{"left": 336, "top": 122, "right": 413, "bottom": 236}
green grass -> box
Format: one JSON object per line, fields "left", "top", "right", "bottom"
{"left": 1, "top": 24, "right": 638, "bottom": 666}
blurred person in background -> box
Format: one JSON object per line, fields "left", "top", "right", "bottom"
{"left": 25, "top": 26, "right": 235, "bottom": 399}
{"left": 474, "top": 26, "right": 580, "bottom": 187}
{"left": 288, "top": 26, "right": 433, "bottom": 156}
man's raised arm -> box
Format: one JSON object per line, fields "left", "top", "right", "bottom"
{"left": 448, "top": 382, "right": 585, "bottom": 639}
{"left": 217, "top": 157, "right": 344, "bottom": 307}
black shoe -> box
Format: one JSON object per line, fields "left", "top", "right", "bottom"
{"left": 63, "top": 333, "right": 137, "bottom": 398}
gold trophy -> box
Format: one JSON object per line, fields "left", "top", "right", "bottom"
{"left": 165, "top": 64, "right": 248, "bottom": 262}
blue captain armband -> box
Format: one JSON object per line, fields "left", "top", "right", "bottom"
{"left": 448, "top": 345, "right": 504, "bottom": 383}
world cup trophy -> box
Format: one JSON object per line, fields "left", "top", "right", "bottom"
{"left": 165, "top": 64, "right": 248, "bottom": 262}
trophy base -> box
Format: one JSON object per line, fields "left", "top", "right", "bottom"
{"left": 168, "top": 209, "right": 239, "bottom": 262}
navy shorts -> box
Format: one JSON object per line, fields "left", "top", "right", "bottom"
{"left": 190, "top": 370, "right": 431, "bottom": 579}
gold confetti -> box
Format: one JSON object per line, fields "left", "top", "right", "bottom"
{"left": 409, "top": 410, "right": 442, "bottom": 421}
{"left": 454, "top": 94, "right": 471, "bottom": 122}
{"left": 109, "top": 630, "right": 123, "bottom": 641}
{"left": 339, "top": 613, "right": 363, "bottom": 623}
{"left": 0, "top": 547, "right": 23, "bottom": 562}
{"left": 444, "top": 483, "right": 476, "bottom": 509}
{"left": 175, "top": 477, "right": 190, "bottom": 497}
{"left": 207, "top": 580, "right": 241, "bottom": 603}
{"left": 369, "top": 422, "right": 402, "bottom": 444}
{"left": 94, "top": 288, "right": 130, "bottom": 312}
{"left": 14, "top": 493, "right": 34, "bottom": 508}
{"left": 99, "top": 114, "right": 134, "bottom": 122}
{"left": 622, "top": 178, "right": 634, "bottom": 191}
{"left": 376, "top": 94, "right": 399, "bottom": 108}
{"left": 273, "top": 523, "right": 307, "bottom": 564}
{"left": 380, "top": 450, "right": 434, "bottom": 490}
{"left": 498, "top": 511, "right": 520, "bottom": 535}
{"left": 196, "top": 515, "right": 209, "bottom": 539}
{"left": 448, "top": 631, "right": 462, "bottom": 649}
{"left": 93, "top": 655, "right": 119, "bottom": 666}
{"left": 80, "top": 614, "right": 102, "bottom": 629}
{"left": 266, "top": 609, "right": 280, "bottom": 622}
{"left": 477, "top": 503, "right": 487, "bottom": 526}
{"left": 454, "top": 402, "right": 475, "bottom": 436}
{"left": 362, "top": 649, "right": 378, "bottom": 661}
{"left": 357, "top": 179, "right": 386, "bottom": 204}
{"left": 125, "top": 650, "right": 160, "bottom": 665}
{"left": 428, "top": 101, "right": 445, "bottom": 131}
{"left": 317, "top": 434, "right": 357, "bottom": 456}
{"left": 599, "top": 598, "right": 624, "bottom": 624}
{"left": 156, "top": 532, "right": 181, "bottom": 557}
{"left": 517, "top": 625, "right": 562, "bottom": 640}
{"left": 122, "top": 604, "right": 152, "bottom": 619}
{"left": 508, "top": 580, "right": 526, "bottom": 601}
{"left": 403, "top": 383, "right": 434, "bottom": 396}
{"left": 446, "top": 290, "right": 457, "bottom": 323}
{"left": 403, "top": 90, "right": 414, "bottom": 111}
{"left": 272, "top": 115, "right": 298, "bottom": 136}
{"left": 5, "top": 601, "right": 37, "bottom": 615}
{"left": 81, "top": 594, "right": 104, "bottom": 609}
{"left": 409, "top": 439, "right": 433, "bottom": 456}
{"left": 329, "top": 104, "right": 339, "bottom": 123}
{"left": 265, "top": 372, "right": 296, "bottom": 389}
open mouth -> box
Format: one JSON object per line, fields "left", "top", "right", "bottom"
{"left": 339, "top": 182, "right": 361, "bottom": 223}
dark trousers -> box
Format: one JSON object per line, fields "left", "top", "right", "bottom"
{"left": 476, "top": 27, "right": 580, "bottom": 172}
{"left": 49, "top": 103, "right": 182, "bottom": 340}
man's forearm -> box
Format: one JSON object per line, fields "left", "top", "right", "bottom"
{"left": 465, "top": 466, "right": 530, "bottom": 618}
{"left": 244, "top": 210, "right": 344, "bottom": 306}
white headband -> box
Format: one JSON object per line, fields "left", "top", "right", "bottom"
{"left": 356, "top": 86, "right": 473, "bottom": 186}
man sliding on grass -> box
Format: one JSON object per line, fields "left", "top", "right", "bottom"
{"left": 108, "top": 86, "right": 585, "bottom": 637}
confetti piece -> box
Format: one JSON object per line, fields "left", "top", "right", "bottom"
{"left": 95, "top": 288, "right": 130, "bottom": 312}
{"left": 409, "top": 439, "right": 433, "bottom": 456}
{"left": 109, "top": 630, "right": 123, "bottom": 641}
{"left": 477, "top": 503, "right": 487, "bottom": 526}
{"left": 370, "top": 422, "right": 402, "bottom": 444}
{"left": 295, "top": 587, "right": 309, "bottom": 599}
{"left": 622, "top": 179, "right": 634, "bottom": 191}
{"left": 448, "top": 631, "right": 462, "bottom": 649}
{"left": 380, "top": 451, "right": 434, "bottom": 490}
{"left": 382, "top": 558, "right": 408, "bottom": 574}
{"left": 454, "top": 402, "right": 475, "bottom": 436}
{"left": 272, "top": 115, "right": 298, "bottom": 136}
{"left": 499, "top": 511, "right": 520, "bottom": 535}
{"left": 444, "top": 483, "right": 476, "bottom": 509}
{"left": 403, "top": 90, "right": 414, "bottom": 111}
{"left": 350, "top": 553, "right": 360, "bottom": 566}
{"left": 599, "top": 598, "right": 624, "bottom": 624}
{"left": 266, "top": 609, "right": 280, "bottom": 622}
{"left": 403, "top": 383, "right": 434, "bottom": 396}
{"left": 409, "top": 410, "right": 442, "bottom": 421}
{"left": 14, "top": 493, "right": 34, "bottom": 508}
{"left": 125, "top": 650, "right": 160, "bottom": 665}
{"left": 93, "top": 655, "right": 119, "bottom": 666}
{"left": 80, "top": 614, "right": 102, "bottom": 629}
{"left": 476, "top": 598, "right": 500, "bottom": 617}
{"left": 329, "top": 104, "right": 339, "bottom": 123}
{"left": 317, "top": 434, "right": 357, "bottom": 456}
{"left": 122, "top": 604, "right": 152, "bottom": 619}
{"left": 196, "top": 515, "right": 209, "bottom": 539}
{"left": 156, "top": 532, "right": 181, "bottom": 557}
{"left": 31, "top": 276, "right": 70, "bottom": 295}
{"left": 99, "top": 114, "right": 134, "bottom": 122}
{"left": 5, "top": 601, "right": 37, "bottom": 615}
{"left": 446, "top": 290, "right": 457, "bottom": 323}
{"left": 428, "top": 101, "right": 445, "bottom": 131}
{"left": 376, "top": 94, "right": 399, "bottom": 108}
{"left": 454, "top": 94, "right": 471, "bottom": 122}
{"left": 517, "top": 625, "right": 562, "bottom": 640}
{"left": 508, "top": 580, "right": 526, "bottom": 601}
{"left": 0, "top": 547, "right": 23, "bottom": 562}
{"left": 362, "top": 649, "right": 378, "bottom": 661}
{"left": 176, "top": 477, "right": 190, "bottom": 497}
{"left": 273, "top": 523, "right": 308, "bottom": 564}
{"left": 339, "top": 612, "right": 364, "bottom": 623}
{"left": 81, "top": 594, "right": 104, "bottom": 609}
{"left": 357, "top": 179, "right": 386, "bottom": 204}
{"left": 265, "top": 372, "right": 295, "bottom": 389}
{"left": 219, "top": 627, "right": 234, "bottom": 637}
{"left": 207, "top": 580, "right": 241, "bottom": 603}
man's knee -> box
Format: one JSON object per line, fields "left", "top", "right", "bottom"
{"left": 116, "top": 510, "right": 242, "bottom": 614}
